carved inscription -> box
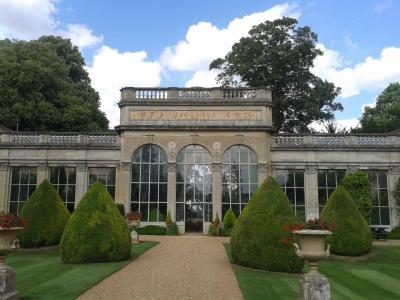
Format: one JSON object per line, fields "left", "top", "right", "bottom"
{"left": 131, "top": 110, "right": 258, "bottom": 121}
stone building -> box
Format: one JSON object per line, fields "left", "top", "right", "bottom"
{"left": 0, "top": 87, "right": 399, "bottom": 233}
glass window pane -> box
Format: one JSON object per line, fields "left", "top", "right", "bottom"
{"left": 140, "top": 184, "right": 149, "bottom": 203}
{"left": 379, "top": 189, "right": 389, "bottom": 206}
{"left": 241, "top": 184, "right": 250, "bottom": 203}
{"left": 380, "top": 207, "right": 390, "bottom": 225}
{"left": 317, "top": 171, "right": 326, "bottom": 188}
{"left": 295, "top": 171, "right": 304, "bottom": 187}
{"left": 133, "top": 148, "right": 141, "bottom": 162}
{"left": 132, "top": 165, "right": 140, "bottom": 182}
{"left": 141, "top": 165, "right": 149, "bottom": 182}
{"left": 231, "top": 185, "right": 239, "bottom": 203}
{"left": 378, "top": 172, "right": 387, "bottom": 188}
{"left": 50, "top": 168, "right": 59, "bottom": 183}
{"left": 131, "top": 202, "right": 139, "bottom": 213}
{"left": 150, "top": 165, "right": 158, "bottom": 182}
{"left": 159, "top": 165, "right": 167, "bottom": 183}
{"left": 176, "top": 203, "right": 184, "bottom": 222}
{"left": 371, "top": 207, "right": 380, "bottom": 225}
{"left": 20, "top": 170, "right": 29, "bottom": 184}
{"left": 296, "top": 188, "right": 305, "bottom": 205}
{"left": 140, "top": 203, "right": 149, "bottom": 221}
{"left": 249, "top": 166, "right": 258, "bottom": 184}
{"left": 231, "top": 165, "right": 239, "bottom": 184}
{"left": 159, "top": 203, "right": 167, "bottom": 221}
{"left": 222, "top": 184, "right": 230, "bottom": 203}
{"left": 150, "top": 145, "right": 159, "bottom": 163}
{"left": 159, "top": 184, "right": 167, "bottom": 202}
{"left": 286, "top": 188, "right": 295, "bottom": 205}
{"left": 150, "top": 183, "right": 158, "bottom": 202}
{"left": 240, "top": 165, "right": 249, "bottom": 183}
{"left": 11, "top": 169, "right": 20, "bottom": 184}
{"left": 287, "top": 171, "right": 295, "bottom": 187}
{"left": 239, "top": 147, "right": 249, "bottom": 163}
{"left": 141, "top": 146, "right": 150, "bottom": 163}
{"left": 149, "top": 204, "right": 158, "bottom": 221}
{"left": 107, "top": 186, "right": 115, "bottom": 199}
{"left": 231, "top": 204, "right": 240, "bottom": 218}
{"left": 327, "top": 170, "right": 336, "bottom": 187}
{"left": 176, "top": 183, "right": 184, "bottom": 202}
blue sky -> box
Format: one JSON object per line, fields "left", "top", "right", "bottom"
{"left": 1, "top": 0, "right": 399, "bottom": 128}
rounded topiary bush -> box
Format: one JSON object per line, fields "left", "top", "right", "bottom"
{"left": 18, "top": 180, "right": 71, "bottom": 248}
{"left": 60, "top": 182, "right": 131, "bottom": 263}
{"left": 320, "top": 185, "right": 372, "bottom": 256}
{"left": 230, "top": 177, "right": 304, "bottom": 273}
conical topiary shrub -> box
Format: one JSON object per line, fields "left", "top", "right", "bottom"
{"left": 230, "top": 177, "right": 304, "bottom": 273}
{"left": 60, "top": 182, "right": 131, "bottom": 263}
{"left": 320, "top": 185, "right": 372, "bottom": 256}
{"left": 18, "top": 180, "right": 71, "bottom": 248}
{"left": 223, "top": 208, "right": 237, "bottom": 230}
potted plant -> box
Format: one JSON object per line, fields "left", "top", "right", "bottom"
{"left": 290, "top": 219, "right": 335, "bottom": 274}
{"left": 0, "top": 212, "right": 27, "bottom": 257}
{"left": 125, "top": 212, "right": 142, "bottom": 243}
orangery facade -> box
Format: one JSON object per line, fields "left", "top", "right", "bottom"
{"left": 0, "top": 87, "right": 399, "bottom": 233}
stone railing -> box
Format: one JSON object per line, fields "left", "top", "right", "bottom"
{"left": 120, "top": 87, "right": 268, "bottom": 101}
{"left": 0, "top": 132, "right": 120, "bottom": 147}
{"left": 273, "top": 134, "right": 400, "bottom": 147}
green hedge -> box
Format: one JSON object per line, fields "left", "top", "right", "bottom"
{"left": 18, "top": 180, "right": 70, "bottom": 248}
{"left": 60, "top": 182, "right": 131, "bottom": 263}
{"left": 115, "top": 203, "right": 125, "bottom": 216}
{"left": 321, "top": 185, "right": 372, "bottom": 256}
{"left": 167, "top": 223, "right": 179, "bottom": 236}
{"left": 230, "top": 177, "right": 304, "bottom": 273}
{"left": 388, "top": 226, "right": 400, "bottom": 240}
{"left": 135, "top": 225, "right": 166, "bottom": 235}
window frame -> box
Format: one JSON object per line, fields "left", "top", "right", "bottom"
{"left": 9, "top": 167, "right": 37, "bottom": 214}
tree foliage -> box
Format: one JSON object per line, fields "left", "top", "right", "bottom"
{"left": 341, "top": 171, "right": 373, "bottom": 222}
{"left": 358, "top": 83, "right": 400, "bottom": 133}
{"left": 0, "top": 36, "right": 109, "bottom": 131}
{"left": 209, "top": 17, "right": 342, "bottom": 133}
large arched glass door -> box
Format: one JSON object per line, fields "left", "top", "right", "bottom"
{"left": 176, "top": 145, "right": 212, "bottom": 232}
{"left": 131, "top": 144, "right": 168, "bottom": 222}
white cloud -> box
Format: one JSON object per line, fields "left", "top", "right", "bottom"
{"left": 87, "top": 46, "right": 162, "bottom": 126}
{"left": 185, "top": 70, "right": 220, "bottom": 87}
{"left": 64, "top": 24, "right": 103, "bottom": 49}
{"left": 161, "top": 3, "right": 300, "bottom": 73}
{"left": 0, "top": 0, "right": 57, "bottom": 40}
{"left": 361, "top": 98, "right": 377, "bottom": 112}
{"left": 0, "top": 0, "right": 102, "bottom": 49}
{"left": 374, "top": 0, "right": 393, "bottom": 13}
{"left": 312, "top": 46, "right": 400, "bottom": 98}
{"left": 309, "top": 118, "right": 360, "bottom": 132}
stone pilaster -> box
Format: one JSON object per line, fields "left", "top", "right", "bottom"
{"left": 0, "top": 163, "right": 9, "bottom": 212}
{"left": 389, "top": 166, "right": 400, "bottom": 228}
{"left": 258, "top": 163, "right": 268, "bottom": 184}
{"left": 212, "top": 163, "right": 222, "bottom": 219}
{"left": 37, "top": 163, "right": 47, "bottom": 185}
{"left": 305, "top": 166, "right": 319, "bottom": 220}
{"left": 116, "top": 162, "right": 131, "bottom": 213}
{"left": 167, "top": 163, "right": 176, "bottom": 220}
{"left": 75, "top": 164, "right": 87, "bottom": 207}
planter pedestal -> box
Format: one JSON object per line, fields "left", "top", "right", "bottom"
{"left": 294, "top": 230, "right": 331, "bottom": 300}
{"left": 0, "top": 257, "right": 19, "bottom": 300}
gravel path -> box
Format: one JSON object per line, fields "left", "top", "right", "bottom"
{"left": 78, "top": 235, "right": 243, "bottom": 300}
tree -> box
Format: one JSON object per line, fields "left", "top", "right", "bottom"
{"left": 341, "top": 171, "right": 373, "bottom": 222}
{"left": 358, "top": 83, "right": 400, "bottom": 133}
{"left": 0, "top": 36, "right": 109, "bottom": 131}
{"left": 209, "top": 17, "right": 342, "bottom": 133}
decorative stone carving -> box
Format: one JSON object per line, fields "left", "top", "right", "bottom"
{"left": 191, "top": 135, "right": 199, "bottom": 143}
{"left": 212, "top": 142, "right": 221, "bottom": 152}
{"left": 212, "top": 163, "right": 222, "bottom": 173}
{"left": 168, "top": 141, "right": 176, "bottom": 152}
{"left": 130, "top": 110, "right": 259, "bottom": 121}
{"left": 0, "top": 163, "right": 8, "bottom": 171}
{"left": 391, "top": 166, "right": 400, "bottom": 175}
{"left": 167, "top": 163, "right": 176, "bottom": 172}
{"left": 258, "top": 163, "right": 268, "bottom": 173}
{"left": 38, "top": 163, "right": 47, "bottom": 171}
{"left": 76, "top": 164, "right": 86, "bottom": 172}
{"left": 119, "top": 162, "right": 131, "bottom": 171}
{"left": 306, "top": 166, "right": 317, "bottom": 174}
{"left": 146, "top": 135, "right": 154, "bottom": 143}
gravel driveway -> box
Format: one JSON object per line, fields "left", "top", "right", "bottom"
{"left": 78, "top": 235, "right": 243, "bottom": 300}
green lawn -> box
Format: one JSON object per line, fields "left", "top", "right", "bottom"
{"left": 6, "top": 241, "right": 157, "bottom": 300}
{"left": 225, "top": 244, "right": 400, "bottom": 300}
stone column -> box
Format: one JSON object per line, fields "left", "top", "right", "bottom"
{"left": 389, "top": 167, "right": 400, "bottom": 228}
{"left": 37, "top": 163, "right": 47, "bottom": 185}
{"left": 116, "top": 162, "right": 131, "bottom": 213}
{"left": 258, "top": 163, "right": 268, "bottom": 184}
{"left": 0, "top": 163, "right": 9, "bottom": 212}
{"left": 305, "top": 166, "right": 319, "bottom": 220}
{"left": 167, "top": 163, "right": 176, "bottom": 220}
{"left": 212, "top": 163, "right": 222, "bottom": 220}
{"left": 75, "top": 164, "right": 87, "bottom": 207}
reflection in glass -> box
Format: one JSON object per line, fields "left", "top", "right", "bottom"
{"left": 9, "top": 167, "right": 37, "bottom": 215}
{"left": 88, "top": 167, "right": 116, "bottom": 199}
{"left": 367, "top": 170, "right": 390, "bottom": 225}
{"left": 49, "top": 167, "right": 77, "bottom": 212}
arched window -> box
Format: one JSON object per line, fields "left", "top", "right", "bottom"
{"left": 131, "top": 144, "right": 167, "bottom": 222}
{"left": 222, "top": 145, "right": 258, "bottom": 218}
{"left": 176, "top": 145, "right": 212, "bottom": 230}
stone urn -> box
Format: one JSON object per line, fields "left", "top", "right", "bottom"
{"left": 293, "top": 229, "right": 331, "bottom": 300}
{"left": 0, "top": 227, "right": 23, "bottom": 300}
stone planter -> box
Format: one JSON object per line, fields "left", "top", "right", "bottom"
{"left": 0, "top": 227, "right": 23, "bottom": 300}
{"left": 293, "top": 229, "right": 331, "bottom": 300}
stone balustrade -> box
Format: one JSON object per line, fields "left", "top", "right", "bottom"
{"left": 0, "top": 133, "right": 120, "bottom": 147}
{"left": 273, "top": 134, "right": 400, "bottom": 147}
{"left": 120, "top": 87, "right": 267, "bottom": 101}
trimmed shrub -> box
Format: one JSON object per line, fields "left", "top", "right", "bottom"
{"left": 320, "top": 185, "right": 372, "bottom": 256}
{"left": 18, "top": 180, "right": 70, "bottom": 248}
{"left": 220, "top": 228, "right": 232, "bottom": 237}
{"left": 223, "top": 209, "right": 237, "bottom": 231}
{"left": 115, "top": 203, "right": 125, "bottom": 216}
{"left": 167, "top": 223, "right": 179, "bottom": 236}
{"left": 135, "top": 225, "right": 166, "bottom": 235}
{"left": 60, "top": 182, "right": 131, "bottom": 263}
{"left": 388, "top": 226, "right": 400, "bottom": 240}
{"left": 341, "top": 171, "right": 373, "bottom": 222}
{"left": 208, "top": 223, "right": 218, "bottom": 236}
{"left": 231, "top": 177, "right": 304, "bottom": 273}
